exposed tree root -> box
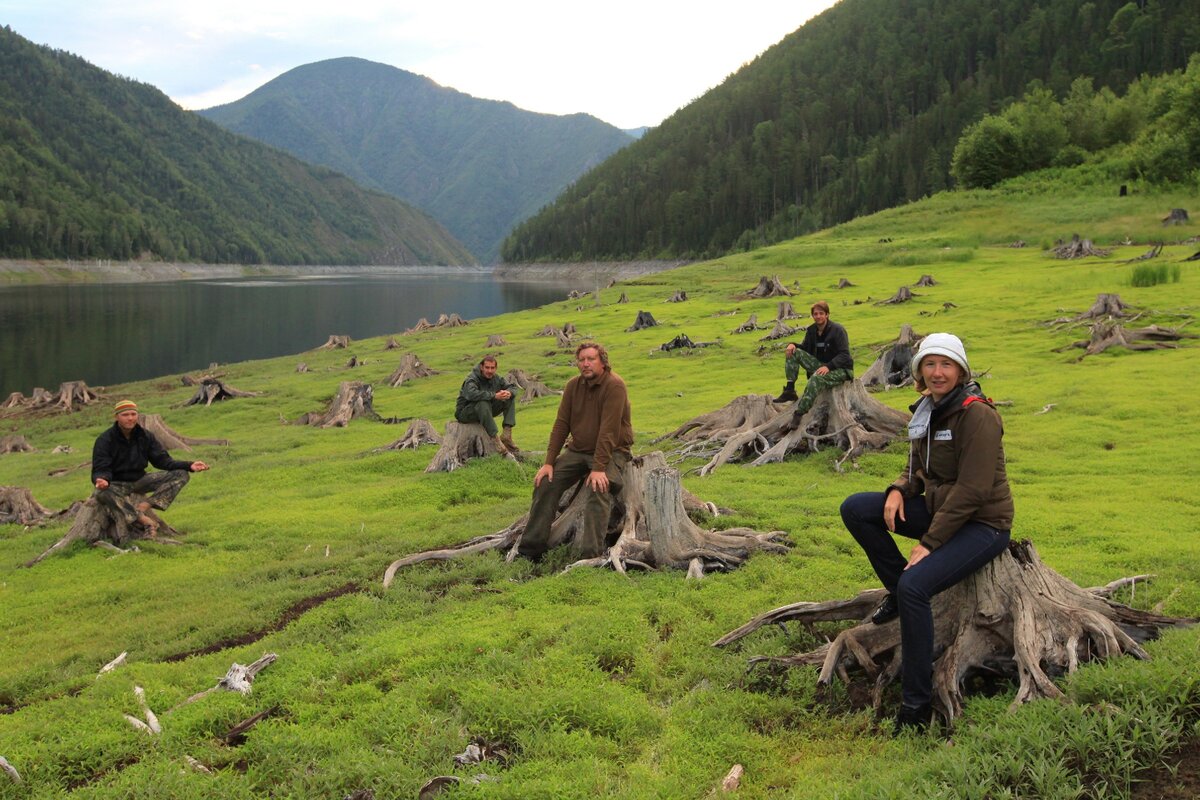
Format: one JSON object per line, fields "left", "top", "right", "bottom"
{"left": 731, "top": 313, "right": 762, "bottom": 334}
{"left": 1061, "top": 321, "right": 1196, "bottom": 358}
{"left": 139, "top": 414, "right": 230, "bottom": 452}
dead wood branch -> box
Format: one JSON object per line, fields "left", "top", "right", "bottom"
{"left": 140, "top": 414, "right": 229, "bottom": 452}
{"left": 0, "top": 435, "right": 35, "bottom": 454}
{"left": 1117, "top": 243, "right": 1164, "bottom": 263}
{"left": 506, "top": 369, "right": 560, "bottom": 403}
{"left": 171, "top": 654, "right": 278, "bottom": 712}
{"left": 743, "top": 275, "right": 791, "bottom": 298}
{"left": 0, "top": 756, "right": 20, "bottom": 784}
{"left": 387, "top": 353, "right": 439, "bottom": 387}
{"left": 98, "top": 651, "right": 128, "bottom": 677}
{"left": 1053, "top": 234, "right": 1112, "bottom": 259}
{"left": 182, "top": 379, "right": 261, "bottom": 407}
{"left": 626, "top": 311, "right": 659, "bottom": 331}
{"left": 425, "top": 421, "right": 518, "bottom": 473}
{"left": 318, "top": 335, "right": 351, "bottom": 350}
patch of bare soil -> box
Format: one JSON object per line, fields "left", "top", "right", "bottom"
{"left": 1132, "top": 738, "right": 1200, "bottom": 799}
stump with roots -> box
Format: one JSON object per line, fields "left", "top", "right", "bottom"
{"left": 876, "top": 286, "right": 916, "bottom": 305}
{"left": 485, "top": 335, "right": 507, "bottom": 347}
{"left": 1077, "top": 293, "right": 1131, "bottom": 321}
{"left": 425, "top": 421, "right": 518, "bottom": 473}
{"left": 294, "top": 381, "right": 381, "bottom": 428}
{"left": 1162, "top": 208, "right": 1189, "bottom": 226}
{"left": 915, "top": 274, "right": 938, "bottom": 287}
{"left": 385, "top": 450, "right": 790, "bottom": 585}
{"left": 406, "top": 318, "right": 435, "bottom": 334}
{"left": 386, "top": 353, "right": 439, "bottom": 387}
{"left": 743, "top": 275, "right": 791, "bottom": 298}
{"left": 2, "top": 392, "right": 26, "bottom": 409}
{"left": 626, "top": 311, "right": 659, "bottom": 331}
{"left": 860, "top": 324, "right": 924, "bottom": 391}
{"left": 760, "top": 320, "right": 799, "bottom": 341}
{"left": 776, "top": 301, "right": 801, "bottom": 320}
{"left": 376, "top": 419, "right": 441, "bottom": 451}
{"left": 731, "top": 313, "right": 761, "bottom": 334}
{"left": 714, "top": 540, "right": 1193, "bottom": 724}
{"left": 836, "top": 278, "right": 855, "bottom": 289}
{"left": 435, "top": 313, "right": 469, "bottom": 328}
{"left": 295, "top": 363, "right": 309, "bottom": 373}
{"left": 0, "top": 435, "right": 35, "bottom": 454}
{"left": 617, "top": 292, "right": 629, "bottom": 304}
{"left": 535, "top": 325, "right": 573, "bottom": 348}
{"left": 659, "top": 382, "right": 909, "bottom": 475}
{"left": 24, "top": 381, "right": 101, "bottom": 413}
{"left": 1053, "top": 234, "right": 1112, "bottom": 259}
{"left": 667, "top": 290, "right": 688, "bottom": 303}
{"left": 1061, "top": 321, "right": 1196, "bottom": 358}
{"left": 182, "top": 379, "right": 261, "bottom": 407}
{"left": 506, "top": 368, "right": 560, "bottom": 403}
{"left": 24, "top": 493, "right": 181, "bottom": 567}
{"left": 384, "top": 336, "right": 401, "bottom": 350}
{"left": 140, "top": 414, "right": 230, "bottom": 452}
{"left": 659, "top": 333, "right": 715, "bottom": 352}
{"left": 0, "top": 486, "right": 56, "bottom": 525}
{"left": 318, "top": 335, "right": 351, "bottom": 350}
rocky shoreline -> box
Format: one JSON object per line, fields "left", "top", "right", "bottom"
{"left": 492, "top": 260, "right": 692, "bottom": 283}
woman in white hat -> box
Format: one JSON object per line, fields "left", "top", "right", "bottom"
{"left": 839, "top": 333, "right": 1014, "bottom": 733}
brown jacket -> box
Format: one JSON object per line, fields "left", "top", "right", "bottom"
{"left": 544, "top": 368, "right": 633, "bottom": 471}
{"left": 890, "top": 384, "right": 1014, "bottom": 550}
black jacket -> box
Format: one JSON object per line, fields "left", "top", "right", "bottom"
{"left": 798, "top": 320, "right": 853, "bottom": 371}
{"left": 91, "top": 423, "right": 192, "bottom": 483}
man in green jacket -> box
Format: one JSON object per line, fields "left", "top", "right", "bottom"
{"left": 455, "top": 355, "right": 519, "bottom": 452}
{"left": 517, "top": 342, "right": 634, "bottom": 561}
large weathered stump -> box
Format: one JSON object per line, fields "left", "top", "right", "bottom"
{"left": 1063, "top": 321, "right": 1196, "bottom": 358}
{"left": 140, "top": 414, "right": 230, "bottom": 452}
{"left": 760, "top": 320, "right": 799, "bottom": 341}
{"left": 2, "top": 392, "right": 26, "bottom": 409}
{"left": 626, "top": 311, "right": 659, "bottom": 332}
{"left": 731, "top": 314, "right": 762, "bottom": 334}
{"left": 385, "top": 451, "right": 789, "bottom": 585}
{"left": 29, "top": 381, "right": 100, "bottom": 413}
{"left": 294, "top": 381, "right": 381, "bottom": 428}
{"left": 406, "top": 318, "right": 435, "bottom": 334}
{"left": 715, "top": 540, "right": 1193, "bottom": 723}
{"left": 860, "top": 324, "right": 924, "bottom": 391}
{"left": 660, "top": 382, "right": 909, "bottom": 474}
{"left": 183, "top": 379, "right": 260, "bottom": 407}
{"left": 386, "top": 353, "right": 439, "bottom": 387}
{"left": 506, "top": 369, "right": 560, "bottom": 403}
{"left": 0, "top": 486, "right": 55, "bottom": 525}
{"left": 0, "top": 435, "right": 35, "bottom": 454}
{"left": 776, "top": 301, "right": 801, "bottom": 320}
{"left": 915, "top": 274, "right": 938, "bottom": 287}
{"left": 667, "top": 290, "right": 688, "bottom": 303}
{"left": 485, "top": 335, "right": 507, "bottom": 347}
{"left": 425, "top": 421, "right": 517, "bottom": 473}
{"left": 876, "top": 286, "right": 916, "bottom": 305}
{"left": 1053, "top": 235, "right": 1112, "bottom": 259}
{"left": 23, "top": 494, "right": 179, "bottom": 567}
{"left": 435, "top": 313, "right": 469, "bottom": 328}
{"left": 744, "top": 275, "right": 791, "bottom": 298}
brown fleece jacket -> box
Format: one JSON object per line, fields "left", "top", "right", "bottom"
{"left": 544, "top": 368, "right": 633, "bottom": 471}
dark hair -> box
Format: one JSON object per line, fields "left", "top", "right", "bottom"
{"left": 479, "top": 355, "right": 498, "bottom": 367}
{"left": 810, "top": 300, "right": 831, "bottom": 315}
{"left": 575, "top": 341, "right": 609, "bottom": 368}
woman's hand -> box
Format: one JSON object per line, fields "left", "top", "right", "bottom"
{"left": 883, "top": 489, "right": 905, "bottom": 532}
{"left": 906, "top": 544, "right": 930, "bottom": 570}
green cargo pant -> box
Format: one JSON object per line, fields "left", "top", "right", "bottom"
{"left": 785, "top": 348, "right": 853, "bottom": 417}
{"left": 518, "top": 449, "right": 628, "bottom": 560}
{"left": 454, "top": 397, "right": 517, "bottom": 437}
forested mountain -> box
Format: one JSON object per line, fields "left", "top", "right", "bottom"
{"left": 0, "top": 28, "right": 476, "bottom": 266}
{"left": 502, "top": 0, "right": 1200, "bottom": 262}
{"left": 198, "top": 58, "right": 634, "bottom": 263}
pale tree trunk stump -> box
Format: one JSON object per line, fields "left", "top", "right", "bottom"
{"left": 406, "top": 318, "right": 435, "bottom": 334}
{"left": 1063, "top": 321, "right": 1196, "bottom": 358}
{"left": 0, "top": 435, "right": 35, "bottom": 454}
{"left": 860, "top": 324, "right": 924, "bottom": 391}
{"left": 776, "top": 301, "right": 801, "bottom": 320}
{"left": 182, "top": 379, "right": 260, "bottom": 407}
{"left": 318, "top": 335, "right": 351, "bottom": 350}
{"left": 23, "top": 493, "right": 180, "bottom": 567}
{"left": 28, "top": 381, "right": 100, "bottom": 413}
{"left": 744, "top": 275, "right": 791, "bottom": 298}
{"left": 376, "top": 419, "right": 441, "bottom": 451}
{"left": 915, "top": 274, "right": 938, "bottom": 287}
{"left": 294, "top": 381, "right": 381, "bottom": 428}
{"left": 714, "top": 540, "right": 1193, "bottom": 724}
{"left": 384, "top": 336, "right": 401, "bottom": 350}
{"left": 485, "top": 335, "right": 507, "bottom": 347}
{"left": 836, "top": 278, "right": 855, "bottom": 289}
{"left": 731, "top": 313, "right": 761, "bottom": 334}
{"left": 0, "top": 486, "right": 56, "bottom": 525}
{"left": 876, "top": 286, "right": 916, "bottom": 305}
{"left": 385, "top": 451, "right": 789, "bottom": 586}
{"left": 506, "top": 369, "right": 560, "bottom": 403}
{"left": 425, "top": 421, "right": 518, "bottom": 473}
{"left": 760, "top": 320, "right": 798, "bottom": 341}
{"left": 617, "top": 292, "right": 629, "bottom": 304}
{"left": 2, "top": 392, "right": 26, "bottom": 409}
{"left": 435, "top": 313, "right": 469, "bottom": 328}
{"left": 386, "top": 353, "right": 439, "bottom": 387}
{"left": 140, "top": 414, "right": 229, "bottom": 452}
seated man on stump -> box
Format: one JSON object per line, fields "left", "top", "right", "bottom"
{"left": 773, "top": 300, "right": 854, "bottom": 416}
{"left": 91, "top": 400, "right": 209, "bottom": 536}
{"left": 518, "top": 342, "right": 634, "bottom": 561}
{"left": 455, "top": 355, "right": 519, "bottom": 453}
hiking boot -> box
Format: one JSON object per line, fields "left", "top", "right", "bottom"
{"left": 772, "top": 383, "right": 799, "bottom": 403}
{"left": 893, "top": 703, "right": 932, "bottom": 735}
{"left": 136, "top": 513, "right": 159, "bottom": 539}
{"left": 870, "top": 593, "right": 899, "bottom": 625}
{"left": 491, "top": 435, "right": 510, "bottom": 455}
{"left": 500, "top": 426, "right": 517, "bottom": 451}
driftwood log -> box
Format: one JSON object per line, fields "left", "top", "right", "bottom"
{"left": 715, "top": 540, "right": 1193, "bottom": 724}
{"left": 425, "top": 421, "right": 518, "bottom": 473}
{"left": 915, "top": 274, "right": 938, "bottom": 287}
{"left": 744, "top": 275, "right": 791, "bottom": 298}
{"left": 140, "top": 414, "right": 230, "bottom": 452}
{"left": 0, "top": 486, "right": 56, "bottom": 525}
{"left": 376, "top": 419, "right": 441, "bottom": 452}
{"left": 1053, "top": 235, "right": 1112, "bottom": 259}
{"left": 876, "top": 286, "right": 916, "bottom": 305}
{"left": 731, "top": 313, "right": 762, "bottom": 334}
{"left": 0, "top": 435, "right": 35, "bottom": 454}
{"left": 294, "top": 381, "right": 382, "bottom": 428}
{"left": 659, "top": 382, "right": 909, "bottom": 474}
{"left": 24, "top": 494, "right": 179, "bottom": 567}
{"left": 485, "top": 335, "right": 507, "bottom": 347}
{"left": 626, "top": 311, "right": 659, "bottom": 332}
{"left": 386, "top": 353, "right": 439, "bottom": 387}
{"left": 386, "top": 451, "right": 789, "bottom": 585}
{"left": 318, "top": 335, "right": 351, "bottom": 350}
{"left": 1162, "top": 208, "right": 1189, "bottom": 226}
{"left": 860, "top": 324, "right": 924, "bottom": 391}
{"left": 1061, "top": 321, "right": 1196, "bottom": 358}
{"left": 182, "top": 379, "right": 260, "bottom": 407}
{"left": 506, "top": 369, "right": 560, "bottom": 403}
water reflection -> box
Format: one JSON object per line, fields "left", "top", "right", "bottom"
{"left": 0, "top": 272, "right": 572, "bottom": 395}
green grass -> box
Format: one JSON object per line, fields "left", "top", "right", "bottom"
{"left": 1, "top": 175, "right": 1198, "bottom": 798}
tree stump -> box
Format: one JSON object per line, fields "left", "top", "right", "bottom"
{"left": 836, "top": 278, "right": 854, "bottom": 289}
{"left": 915, "top": 274, "right": 938, "bottom": 287}
{"left": 386, "top": 353, "right": 439, "bottom": 387}
{"left": 0, "top": 486, "right": 55, "bottom": 525}
{"left": 1077, "top": 293, "right": 1130, "bottom": 321}
{"left": 2, "top": 392, "right": 26, "bottom": 409}
{"left": 1063, "top": 321, "right": 1196, "bottom": 358}
{"left": 0, "top": 435, "right": 35, "bottom": 454}
{"left": 743, "top": 275, "right": 791, "bottom": 298}
{"left": 386, "top": 451, "right": 789, "bottom": 585}
{"left": 436, "top": 313, "right": 469, "bottom": 328}
{"left": 667, "top": 290, "right": 688, "bottom": 302}
{"left": 715, "top": 540, "right": 1193, "bottom": 724}
{"left": 876, "top": 286, "right": 916, "bottom": 305}
{"left": 27, "top": 381, "right": 100, "bottom": 413}
{"left": 731, "top": 313, "right": 761, "bottom": 334}
{"left": 626, "top": 311, "right": 659, "bottom": 331}
{"left": 1117, "top": 243, "right": 1164, "bottom": 263}
{"left": 424, "top": 421, "right": 518, "bottom": 473}
{"left": 406, "top": 318, "right": 435, "bottom": 334}
{"left": 294, "top": 381, "right": 381, "bottom": 428}
{"left": 318, "top": 335, "right": 351, "bottom": 350}
{"left": 345, "top": 355, "right": 364, "bottom": 368}
{"left": 296, "top": 363, "right": 309, "bottom": 373}
{"left": 139, "top": 414, "right": 230, "bottom": 452}
{"left": 182, "top": 379, "right": 261, "bottom": 407}
{"left": 776, "top": 301, "right": 801, "bottom": 320}
{"left": 23, "top": 494, "right": 180, "bottom": 567}
{"left": 376, "top": 419, "right": 441, "bottom": 451}
{"left": 506, "top": 369, "right": 560, "bottom": 403}
{"left": 760, "top": 320, "right": 799, "bottom": 341}
{"left": 660, "top": 382, "right": 909, "bottom": 474}
{"left": 1053, "top": 235, "right": 1112, "bottom": 259}
{"left": 384, "top": 336, "right": 401, "bottom": 350}
{"left": 485, "top": 335, "right": 507, "bottom": 347}
{"left": 860, "top": 325, "right": 924, "bottom": 391}
{"left": 535, "top": 325, "right": 573, "bottom": 348}
{"left": 617, "top": 292, "right": 629, "bottom": 304}
{"left": 1162, "top": 208, "right": 1189, "bottom": 226}
{"left": 659, "top": 333, "right": 715, "bottom": 352}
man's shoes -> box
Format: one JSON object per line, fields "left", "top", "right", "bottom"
{"left": 491, "top": 435, "right": 510, "bottom": 455}
{"left": 135, "top": 513, "right": 159, "bottom": 539}
{"left": 893, "top": 703, "right": 932, "bottom": 735}
{"left": 772, "top": 384, "right": 799, "bottom": 403}
{"left": 500, "top": 426, "right": 517, "bottom": 451}
{"left": 870, "top": 593, "right": 899, "bottom": 624}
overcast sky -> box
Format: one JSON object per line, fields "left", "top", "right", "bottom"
{"left": 2, "top": 1, "right": 840, "bottom": 129}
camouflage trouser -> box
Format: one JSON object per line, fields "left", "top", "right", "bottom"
{"left": 455, "top": 397, "right": 517, "bottom": 437}
{"left": 784, "top": 348, "right": 853, "bottom": 417}
{"left": 95, "top": 470, "right": 191, "bottom": 526}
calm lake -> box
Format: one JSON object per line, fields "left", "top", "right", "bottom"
{"left": 0, "top": 269, "right": 576, "bottom": 397}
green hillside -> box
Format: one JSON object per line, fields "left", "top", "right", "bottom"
{"left": 198, "top": 58, "right": 634, "bottom": 263}
{"left": 502, "top": 0, "right": 1199, "bottom": 262}
{"left": 1, "top": 161, "right": 1197, "bottom": 796}
{"left": 0, "top": 28, "right": 476, "bottom": 267}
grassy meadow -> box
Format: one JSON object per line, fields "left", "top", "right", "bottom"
{"left": 1, "top": 175, "right": 1199, "bottom": 798}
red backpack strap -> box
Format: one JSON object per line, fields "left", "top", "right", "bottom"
{"left": 961, "top": 395, "right": 993, "bottom": 408}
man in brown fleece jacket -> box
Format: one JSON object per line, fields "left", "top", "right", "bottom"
{"left": 517, "top": 342, "right": 634, "bottom": 560}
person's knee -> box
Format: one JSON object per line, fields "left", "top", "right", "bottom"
{"left": 172, "top": 470, "right": 191, "bottom": 484}
{"left": 896, "top": 571, "right": 931, "bottom": 607}
{"left": 840, "top": 492, "right": 875, "bottom": 525}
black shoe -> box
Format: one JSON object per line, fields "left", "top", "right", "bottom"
{"left": 893, "top": 703, "right": 932, "bottom": 735}
{"left": 870, "top": 593, "right": 899, "bottom": 625}
{"left": 772, "top": 384, "right": 799, "bottom": 403}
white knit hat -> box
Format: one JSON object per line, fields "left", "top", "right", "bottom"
{"left": 911, "top": 333, "right": 970, "bottom": 378}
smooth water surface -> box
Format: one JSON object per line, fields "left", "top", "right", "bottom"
{"left": 0, "top": 270, "right": 574, "bottom": 396}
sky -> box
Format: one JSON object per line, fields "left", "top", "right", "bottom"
{"left": 1, "top": 1, "right": 840, "bottom": 130}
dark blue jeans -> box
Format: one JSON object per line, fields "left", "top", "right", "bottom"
{"left": 840, "top": 491, "right": 1010, "bottom": 708}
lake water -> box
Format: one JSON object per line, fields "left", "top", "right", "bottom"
{"left": 0, "top": 270, "right": 576, "bottom": 397}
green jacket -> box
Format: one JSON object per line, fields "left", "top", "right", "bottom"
{"left": 890, "top": 383, "right": 1014, "bottom": 550}
{"left": 455, "top": 365, "right": 516, "bottom": 416}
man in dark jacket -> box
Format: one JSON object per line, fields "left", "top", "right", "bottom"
{"left": 773, "top": 300, "right": 854, "bottom": 416}
{"left": 455, "top": 355, "right": 519, "bottom": 452}
{"left": 92, "top": 400, "right": 209, "bottom": 535}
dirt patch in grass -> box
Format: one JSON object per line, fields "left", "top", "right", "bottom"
{"left": 1132, "top": 737, "right": 1200, "bottom": 799}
